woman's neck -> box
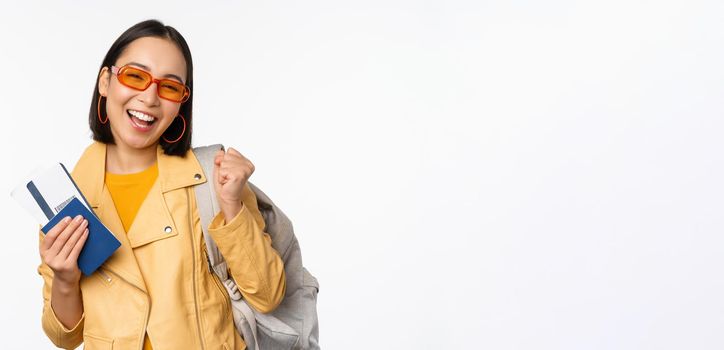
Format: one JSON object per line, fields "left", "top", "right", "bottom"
{"left": 106, "top": 143, "right": 158, "bottom": 174}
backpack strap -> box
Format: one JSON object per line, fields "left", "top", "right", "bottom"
{"left": 192, "top": 144, "right": 261, "bottom": 350}
{"left": 192, "top": 145, "right": 230, "bottom": 282}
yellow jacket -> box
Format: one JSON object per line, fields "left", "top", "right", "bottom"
{"left": 38, "top": 141, "right": 287, "bottom": 350}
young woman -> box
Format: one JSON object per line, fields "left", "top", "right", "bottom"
{"left": 37, "top": 20, "right": 286, "bottom": 350}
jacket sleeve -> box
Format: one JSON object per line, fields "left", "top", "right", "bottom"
{"left": 207, "top": 183, "right": 287, "bottom": 313}
{"left": 37, "top": 231, "right": 85, "bottom": 350}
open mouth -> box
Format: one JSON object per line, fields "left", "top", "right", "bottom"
{"left": 127, "top": 109, "right": 157, "bottom": 129}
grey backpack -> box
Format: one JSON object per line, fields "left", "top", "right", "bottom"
{"left": 193, "top": 144, "right": 320, "bottom": 350}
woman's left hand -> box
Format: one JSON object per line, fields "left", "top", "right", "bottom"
{"left": 213, "top": 147, "right": 255, "bottom": 222}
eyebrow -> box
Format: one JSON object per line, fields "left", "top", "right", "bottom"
{"left": 125, "top": 61, "right": 185, "bottom": 84}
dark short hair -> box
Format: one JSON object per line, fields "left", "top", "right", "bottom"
{"left": 89, "top": 19, "right": 193, "bottom": 157}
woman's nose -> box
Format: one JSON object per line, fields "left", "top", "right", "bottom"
{"left": 138, "top": 81, "right": 161, "bottom": 106}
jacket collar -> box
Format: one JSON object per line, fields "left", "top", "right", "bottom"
{"left": 72, "top": 141, "right": 208, "bottom": 207}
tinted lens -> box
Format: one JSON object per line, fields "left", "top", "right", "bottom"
{"left": 157, "top": 80, "right": 188, "bottom": 102}
{"left": 116, "top": 66, "right": 189, "bottom": 102}
{"left": 118, "top": 67, "right": 151, "bottom": 90}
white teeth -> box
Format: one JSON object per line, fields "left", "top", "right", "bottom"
{"left": 128, "top": 110, "right": 155, "bottom": 122}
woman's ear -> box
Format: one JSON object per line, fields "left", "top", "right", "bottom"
{"left": 98, "top": 67, "right": 110, "bottom": 96}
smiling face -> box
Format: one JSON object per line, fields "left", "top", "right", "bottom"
{"left": 98, "top": 36, "right": 188, "bottom": 151}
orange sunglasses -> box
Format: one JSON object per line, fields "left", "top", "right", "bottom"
{"left": 111, "top": 65, "right": 190, "bottom": 103}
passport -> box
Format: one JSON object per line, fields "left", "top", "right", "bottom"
{"left": 11, "top": 162, "right": 121, "bottom": 277}
{"left": 41, "top": 197, "right": 121, "bottom": 276}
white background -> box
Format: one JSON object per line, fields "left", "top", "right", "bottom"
{"left": 1, "top": 1, "right": 723, "bottom": 349}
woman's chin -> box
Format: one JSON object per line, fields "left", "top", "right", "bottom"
{"left": 117, "top": 133, "right": 160, "bottom": 150}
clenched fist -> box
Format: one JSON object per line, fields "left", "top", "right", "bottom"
{"left": 213, "top": 147, "right": 255, "bottom": 223}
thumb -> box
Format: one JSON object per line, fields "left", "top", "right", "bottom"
{"left": 213, "top": 149, "right": 225, "bottom": 190}
{"left": 213, "top": 149, "right": 225, "bottom": 167}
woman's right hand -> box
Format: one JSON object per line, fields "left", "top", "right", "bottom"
{"left": 40, "top": 215, "right": 89, "bottom": 286}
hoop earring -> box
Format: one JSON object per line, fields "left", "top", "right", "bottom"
{"left": 162, "top": 114, "right": 186, "bottom": 144}
{"left": 97, "top": 95, "right": 108, "bottom": 124}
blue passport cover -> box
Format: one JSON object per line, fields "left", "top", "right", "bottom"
{"left": 41, "top": 197, "right": 121, "bottom": 276}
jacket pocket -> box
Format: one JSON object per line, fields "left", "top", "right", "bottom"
{"left": 94, "top": 268, "right": 115, "bottom": 287}
{"left": 83, "top": 333, "right": 114, "bottom": 349}
{"left": 211, "top": 270, "right": 232, "bottom": 320}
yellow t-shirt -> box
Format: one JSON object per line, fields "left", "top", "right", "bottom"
{"left": 105, "top": 161, "right": 158, "bottom": 350}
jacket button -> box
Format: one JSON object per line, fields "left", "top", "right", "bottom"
{"left": 194, "top": 173, "right": 202, "bottom": 180}
{"left": 164, "top": 226, "right": 172, "bottom": 233}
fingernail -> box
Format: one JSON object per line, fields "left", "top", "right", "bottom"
{"left": 83, "top": 219, "right": 88, "bottom": 226}
{"left": 63, "top": 217, "right": 71, "bottom": 224}
{"left": 74, "top": 215, "right": 83, "bottom": 222}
